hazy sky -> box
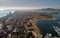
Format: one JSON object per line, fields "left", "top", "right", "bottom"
{"left": 0, "top": 0, "right": 60, "bottom": 9}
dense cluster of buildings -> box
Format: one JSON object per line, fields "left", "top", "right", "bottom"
{"left": 0, "top": 11, "right": 59, "bottom": 38}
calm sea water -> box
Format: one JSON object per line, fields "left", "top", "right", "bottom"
{"left": 53, "top": 14, "right": 60, "bottom": 19}
{"left": 34, "top": 13, "right": 60, "bottom": 34}
{"left": 0, "top": 10, "right": 14, "bottom": 18}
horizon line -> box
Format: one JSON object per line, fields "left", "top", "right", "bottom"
{"left": 0, "top": 7, "right": 59, "bottom": 10}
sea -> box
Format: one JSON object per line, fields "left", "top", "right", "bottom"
{"left": 34, "top": 13, "right": 60, "bottom": 37}
{"left": 0, "top": 10, "right": 14, "bottom": 18}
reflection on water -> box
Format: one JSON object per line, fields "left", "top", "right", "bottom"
{"left": 34, "top": 20, "right": 60, "bottom": 35}
{"left": 53, "top": 14, "right": 60, "bottom": 19}
{"left": 0, "top": 11, "right": 14, "bottom": 18}
{"left": 34, "top": 13, "right": 60, "bottom": 33}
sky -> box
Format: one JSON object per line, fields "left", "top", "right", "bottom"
{"left": 0, "top": 0, "right": 60, "bottom": 9}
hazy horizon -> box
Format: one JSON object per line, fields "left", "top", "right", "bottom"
{"left": 0, "top": 0, "right": 60, "bottom": 9}
{"left": 0, "top": 0, "right": 60, "bottom": 17}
